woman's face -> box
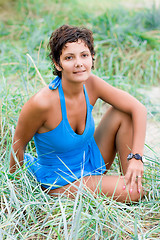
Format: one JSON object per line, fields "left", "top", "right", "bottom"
{"left": 55, "top": 40, "right": 93, "bottom": 84}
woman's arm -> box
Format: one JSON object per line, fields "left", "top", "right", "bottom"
{"left": 87, "top": 74, "right": 147, "bottom": 191}
{"left": 10, "top": 91, "right": 49, "bottom": 173}
{"left": 88, "top": 74, "right": 147, "bottom": 154}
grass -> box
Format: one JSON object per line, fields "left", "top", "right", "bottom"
{"left": 0, "top": 0, "right": 160, "bottom": 239}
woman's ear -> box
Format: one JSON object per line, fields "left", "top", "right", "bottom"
{"left": 92, "top": 55, "right": 95, "bottom": 69}
{"left": 54, "top": 61, "right": 62, "bottom": 72}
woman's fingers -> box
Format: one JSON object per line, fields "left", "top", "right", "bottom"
{"left": 137, "top": 175, "right": 142, "bottom": 193}
{"left": 123, "top": 159, "right": 143, "bottom": 193}
{"left": 130, "top": 171, "right": 142, "bottom": 193}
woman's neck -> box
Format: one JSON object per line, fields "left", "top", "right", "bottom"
{"left": 61, "top": 79, "right": 84, "bottom": 99}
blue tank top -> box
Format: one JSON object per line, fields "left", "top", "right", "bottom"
{"left": 24, "top": 77, "right": 106, "bottom": 189}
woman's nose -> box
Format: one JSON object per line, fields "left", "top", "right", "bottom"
{"left": 74, "top": 58, "right": 83, "bottom": 67}
{"left": 75, "top": 63, "right": 83, "bottom": 67}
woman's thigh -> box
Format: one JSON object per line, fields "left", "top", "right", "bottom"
{"left": 94, "top": 107, "right": 120, "bottom": 169}
{"left": 94, "top": 106, "right": 133, "bottom": 173}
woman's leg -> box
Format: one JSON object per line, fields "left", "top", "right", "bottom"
{"left": 43, "top": 174, "right": 143, "bottom": 202}
{"left": 43, "top": 107, "right": 143, "bottom": 202}
{"left": 94, "top": 106, "right": 133, "bottom": 174}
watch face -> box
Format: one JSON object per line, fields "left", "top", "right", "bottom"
{"left": 127, "top": 153, "right": 144, "bottom": 162}
{"left": 134, "top": 154, "right": 142, "bottom": 160}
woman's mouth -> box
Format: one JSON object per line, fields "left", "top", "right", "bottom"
{"left": 73, "top": 70, "right": 86, "bottom": 74}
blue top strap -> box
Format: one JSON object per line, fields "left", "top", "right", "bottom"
{"left": 49, "top": 76, "right": 61, "bottom": 90}
{"left": 58, "top": 80, "right": 67, "bottom": 120}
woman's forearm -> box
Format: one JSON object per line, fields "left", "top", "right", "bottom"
{"left": 10, "top": 141, "right": 25, "bottom": 173}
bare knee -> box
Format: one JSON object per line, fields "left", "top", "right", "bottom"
{"left": 130, "top": 188, "right": 144, "bottom": 202}
{"left": 108, "top": 106, "right": 132, "bottom": 122}
{"left": 111, "top": 107, "right": 132, "bottom": 130}
{"left": 123, "top": 186, "right": 144, "bottom": 202}
{"left": 104, "top": 106, "right": 133, "bottom": 145}
{"left": 106, "top": 177, "right": 144, "bottom": 203}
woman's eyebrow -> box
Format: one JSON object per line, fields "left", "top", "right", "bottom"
{"left": 64, "top": 53, "right": 74, "bottom": 55}
{"left": 64, "top": 50, "right": 90, "bottom": 55}
{"left": 81, "top": 50, "right": 90, "bottom": 53}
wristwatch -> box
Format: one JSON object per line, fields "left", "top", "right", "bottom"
{"left": 127, "top": 153, "right": 145, "bottom": 163}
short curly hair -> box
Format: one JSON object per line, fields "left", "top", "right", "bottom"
{"left": 48, "top": 25, "right": 95, "bottom": 78}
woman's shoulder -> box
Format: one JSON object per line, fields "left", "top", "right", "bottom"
{"left": 85, "top": 74, "right": 109, "bottom": 104}
{"left": 86, "top": 73, "right": 118, "bottom": 93}
{"left": 25, "top": 86, "right": 59, "bottom": 113}
{"left": 86, "top": 74, "right": 108, "bottom": 88}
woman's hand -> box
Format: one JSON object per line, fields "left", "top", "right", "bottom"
{"left": 124, "top": 159, "right": 144, "bottom": 193}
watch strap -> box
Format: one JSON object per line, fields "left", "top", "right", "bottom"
{"left": 127, "top": 153, "right": 144, "bottom": 163}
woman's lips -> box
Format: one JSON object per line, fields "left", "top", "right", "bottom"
{"left": 73, "top": 70, "right": 86, "bottom": 74}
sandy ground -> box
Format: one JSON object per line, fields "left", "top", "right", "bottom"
{"left": 142, "top": 86, "right": 160, "bottom": 158}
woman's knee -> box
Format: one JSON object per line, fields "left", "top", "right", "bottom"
{"left": 106, "top": 177, "right": 144, "bottom": 203}
{"left": 112, "top": 107, "right": 132, "bottom": 128}
{"left": 123, "top": 185, "right": 144, "bottom": 202}
{"left": 103, "top": 107, "right": 133, "bottom": 140}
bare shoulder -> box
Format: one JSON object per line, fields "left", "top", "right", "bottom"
{"left": 18, "top": 86, "right": 59, "bottom": 128}
{"left": 14, "top": 86, "right": 59, "bottom": 143}
{"left": 29, "top": 86, "right": 54, "bottom": 109}
{"left": 86, "top": 73, "right": 101, "bottom": 87}
{"left": 22, "top": 86, "right": 58, "bottom": 113}
{"left": 85, "top": 74, "right": 111, "bottom": 105}
{"left": 86, "top": 73, "right": 111, "bottom": 91}
{"left": 86, "top": 74, "right": 146, "bottom": 113}
{"left": 86, "top": 73, "right": 133, "bottom": 99}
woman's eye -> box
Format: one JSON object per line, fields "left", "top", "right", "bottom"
{"left": 65, "top": 56, "right": 73, "bottom": 60}
{"left": 82, "top": 54, "right": 88, "bottom": 58}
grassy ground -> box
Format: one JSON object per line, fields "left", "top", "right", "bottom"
{"left": 0, "top": 0, "right": 160, "bottom": 239}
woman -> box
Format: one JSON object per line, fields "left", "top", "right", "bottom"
{"left": 10, "top": 25, "right": 147, "bottom": 202}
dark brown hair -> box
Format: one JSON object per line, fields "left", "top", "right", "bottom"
{"left": 48, "top": 25, "right": 95, "bottom": 77}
